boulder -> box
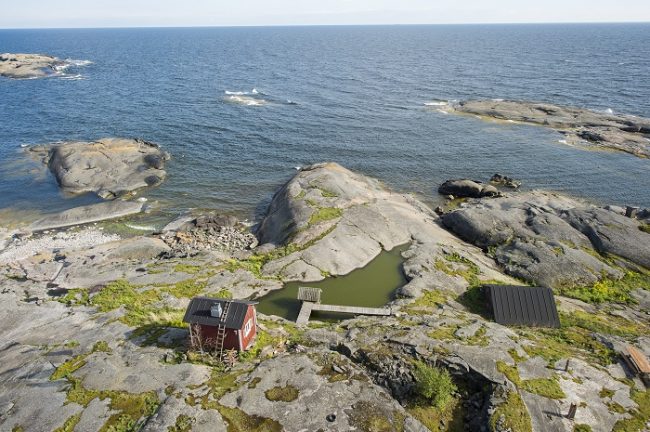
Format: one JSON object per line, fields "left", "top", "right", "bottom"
{"left": 29, "top": 138, "right": 170, "bottom": 198}
{"left": 29, "top": 200, "right": 146, "bottom": 232}
{"left": 438, "top": 179, "right": 501, "bottom": 198}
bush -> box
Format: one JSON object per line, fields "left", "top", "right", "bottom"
{"left": 412, "top": 361, "right": 457, "bottom": 409}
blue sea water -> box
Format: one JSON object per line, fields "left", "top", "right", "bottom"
{"left": 1, "top": 24, "right": 649, "bottom": 224}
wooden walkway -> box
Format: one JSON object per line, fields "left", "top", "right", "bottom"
{"left": 296, "top": 302, "right": 392, "bottom": 325}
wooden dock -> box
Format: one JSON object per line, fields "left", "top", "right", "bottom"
{"left": 295, "top": 302, "right": 392, "bottom": 325}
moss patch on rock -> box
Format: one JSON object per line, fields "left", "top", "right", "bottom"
{"left": 348, "top": 401, "right": 405, "bottom": 432}
{"left": 264, "top": 385, "right": 299, "bottom": 402}
{"left": 496, "top": 361, "right": 565, "bottom": 399}
{"left": 216, "top": 405, "right": 283, "bottom": 432}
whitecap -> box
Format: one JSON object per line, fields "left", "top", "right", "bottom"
{"left": 492, "top": 98, "right": 505, "bottom": 102}
{"left": 558, "top": 139, "right": 568, "bottom": 144}
{"left": 424, "top": 101, "right": 448, "bottom": 106}
{"left": 225, "top": 90, "right": 247, "bottom": 95}
{"left": 251, "top": 88, "right": 259, "bottom": 94}
{"left": 436, "top": 109, "right": 449, "bottom": 115}
{"left": 225, "top": 95, "right": 266, "bottom": 106}
{"left": 605, "top": 108, "right": 614, "bottom": 114}
{"left": 65, "top": 59, "right": 93, "bottom": 67}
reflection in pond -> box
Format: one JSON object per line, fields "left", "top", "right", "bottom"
{"left": 257, "top": 243, "right": 409, "bottom": 321}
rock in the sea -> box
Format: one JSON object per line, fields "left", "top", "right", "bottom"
{"left": 441, "top": 99, "right": 650, "bottom": 158}
{"left": 438, "top": 179, "right": 501, "bottom": 198}
{"left": 490, "top": 173, "right": 521, "bottom": 189}
{"left": 0, "top": 53, "right": 67, "bottom": 79}
{"left": 441, "top": 191, "right": 650, "bottom": 288}
{"left": 29, "top": 138, "right": 170, "bottom": 198}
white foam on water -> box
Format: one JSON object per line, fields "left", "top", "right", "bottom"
{"left": 424, "top": 101, "right": 448, "bottom": 106}
{"left": 225, "top": 95, "right": 266, "bottom": 106}
{"left": 65, "top": 59, "right": 93, "bottom": 67}
{"left": 59, "top": 74, "right": 86, "bottom": 81}
{"left": 605, "top": 108, "right": 614, "bottom": 114}
{"left": 558, "top": 139, "right": 568, "bottom": 144}
{"left": 492, "top": 98, "right": 505, "bottom": 102}
{"left": 436, "top": 109, "right": 449, "bottom": 115}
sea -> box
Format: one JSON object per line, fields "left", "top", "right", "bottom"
{"left": 1, "top": 24, "right": 649, "bottom": 226}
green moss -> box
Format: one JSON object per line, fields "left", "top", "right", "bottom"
{"left": 238, "top": 330, "right": 283, "bottom": 361}
{"left": 407, "top": 397, "right": 464, "bottom": 432}
{"left": 412, "top": 362, "right": 457, "bottom": 409}
{"left": 207, "top": 289, "right": 233, "bottom": 299}
{"left": 508, "top": 349, "right": 527, "bottom": 363}
{"left": 496, "top": 362, "right": 565, "bottom": 399}
{"left": 160, "top": 279, "right": 207, "bottom": 299}
{"left": 560, "top": 310, "right": 646, "bottom": 338}
{"left": 490, "top": 391, "right": 532, "bottom": 432}
{"left": 92, "top": 341, "right": 111, "bottom": 353}
{"left": 173, "top": 264, "right": 203, "bottom": 274}
{"left": 599, "top": 388, "right": 615, "bottom": 398}
{"left": 319, "top": 189, "right": 339, "bottom": 198}
{"left": 612, "top": 389, "right": 650, "bottom": 432}
{"left": 168, "top": 414, "right": 194, "bottom": 432}
{"left": 264, "top": 385, "right": 299, "bottom": 402}
{"left": 64, "top": 340, "right": 80, "bottom": 348}
{"left": 607, "top": 402, "right": 627, "bottom": 414}
{"left": 50, "top": 354, "right": 89, "bottom": 381}
{"left": 639, "top": 223, "right": 650, "bottom": 234}
{"left": 53, "top": 414, "right": 81, "bottom": 432}
{"left": 348, "top": 402, "right": 405, "bottom": 432}
{"left": 558, "top": 271, "right": 650, "bottom": 304}
{"left": 309, "top": 207, "right": 342, "bottom": 225}
{"left": 427, "top": 325, "right": 458, "bottom": 341}
{"left": 248, "top": 377, "right": 262, "bottom": 389}
{"left": 216, "top": 405, "right": 283, "bottom": 432}
{"left": 11, "top": 427, "right": 25, "bottom": 432}
{"left": 573, "top": 425, "right": 592, "bottom": 432}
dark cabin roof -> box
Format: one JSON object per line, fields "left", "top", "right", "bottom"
{"left": 183, "top": 297, "right": 257, "bottom": 329}
{"left": 485, "top": 285, "right": 560, "bottom": 328}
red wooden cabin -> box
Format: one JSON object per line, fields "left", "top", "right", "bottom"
{"left": 183, "top": 297, "right": 258, "bottom": 352}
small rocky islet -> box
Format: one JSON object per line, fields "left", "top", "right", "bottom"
{"left": 1, "top": 153, "right": 650, "bottom": 431}
{"left": 0, "top": 53, "right": 71, "bottom": 79}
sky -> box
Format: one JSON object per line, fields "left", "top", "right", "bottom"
{"left": 1, "top": 0, "right": 650, "bottom": 29}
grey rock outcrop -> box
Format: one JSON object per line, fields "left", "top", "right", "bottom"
{"left": 255, "top": 162, "right": 484, "bottom": 281}
{"left": 29, "top": 200, "right": 147, "bottom": 232}
{"left": 29, "top": 138, "right": 170, "bottom": 198}
{"left": 440, "top": 100, "right": 650, "bottom": 158}
{"left": 0, "top": 53, "right": 67, "bottom": 79}
{"left": 441, "top": 191, "right": 650, "bottom": 289}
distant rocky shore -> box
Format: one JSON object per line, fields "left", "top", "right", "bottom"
{"left": 1, "top": 161, "right": 649, "bottom": 432}
{"left": 440, "top": 99, "right": 650, "bottom": 158}
{"left": 0, "top": 53, "right": 69, "bottom": 79}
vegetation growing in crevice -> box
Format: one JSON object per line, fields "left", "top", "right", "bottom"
{"left": 53, "top": 414, "right": 81, "bottom": 432}
{"left": 557, "top": 270, "right": 650, "bottom": 304}
{"left": 216, "top": 405, "right": 283, "bottom": 432}
{"left": 612, "top": 389, "right": 650, "bottom": 432}
{"left": 168, "top": 414, "right": 194, "bottom": 432}
{"left": 489, "top": 391, "right": 532, "bottom": 432}
{"left": 412, "top": 361, "right": 457, "bottom": 409}
{"left": 496, "top": 361, "right": 565, "bottom": 399}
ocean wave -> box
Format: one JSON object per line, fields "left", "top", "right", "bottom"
{"left": 225, "top": 94, "right": 267, "bottom": 106}
{"left": 59, "top": 74, "right": 86, "bottom": 81}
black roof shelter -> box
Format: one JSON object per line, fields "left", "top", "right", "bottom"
{"left": 183, "top": 297, "right": 258, "bottom": 329}
{"left": 484, "top": 285, "right": 560, "bottom": 328}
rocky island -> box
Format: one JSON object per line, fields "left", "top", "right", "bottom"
{"left": 440, "top": 100, "right": 650, "bottom": 158}
{"left": 0, "top": 161, "right": 649, "bottom": 432}
{"left": 0, "top": 53, "right": 69, "bottom": 79}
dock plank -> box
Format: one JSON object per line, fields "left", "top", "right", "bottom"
{"left": 296, "top": 302, "right": 391, "bottom": 325}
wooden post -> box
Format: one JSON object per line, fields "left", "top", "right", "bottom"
{"left": 566, "top": 403, "right": 577, "bottom": 420}
{"left": 564, "top": 359, "right": 570, "bottom": 372}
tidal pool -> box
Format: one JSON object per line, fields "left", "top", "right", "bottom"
{"left": 256, "top": 243, "right": 409, "bottom": 321}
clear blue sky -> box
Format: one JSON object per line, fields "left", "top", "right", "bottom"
{"left": 2, "top": 0, "right": 649, "bottom": 29}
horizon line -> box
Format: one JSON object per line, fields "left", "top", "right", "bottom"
{"left": 1, "top": 20, "right": 649, "bottom": 31}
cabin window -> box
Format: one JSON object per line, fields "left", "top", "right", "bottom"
{"left": 243, "top": 319, "right": 252, "bottom": 337}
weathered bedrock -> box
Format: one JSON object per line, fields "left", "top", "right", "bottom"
{"left": 29, "top": 137, "right": 170, "bottom": 198}
{"left": 441, "top": 191, "right": 650, "bottom": 289}
{"left": 0, "top": 53, "right": 67, "bottom": 78}
{"left": 440, "top": 99, "right": 650, "bottom": 158}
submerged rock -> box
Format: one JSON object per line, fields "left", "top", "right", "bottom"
{"left": 440, "top": 99, "right": 650, "bottom": 158}
{"left": 29, "top": 138, "right": 170, "bottom": 199}
{"left": 0, "top": 53, "right": 67, "bottom": 79}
